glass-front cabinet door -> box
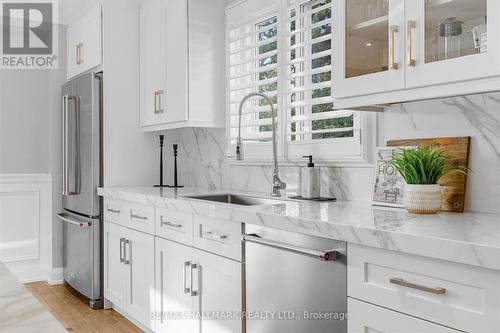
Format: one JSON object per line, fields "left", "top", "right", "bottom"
{"left": 406, "top": 0, "right": 500, "bottom": 88}
{"left": 333, "top": 0, "right": 405, "bottom": 98}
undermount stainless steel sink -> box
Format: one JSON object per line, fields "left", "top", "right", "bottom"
{"left": 184, "top": 194, "right": 287, "bottom": 206}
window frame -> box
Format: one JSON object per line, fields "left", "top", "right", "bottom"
{"left": 225, "top": 0, "right": 375, "bottom": 167}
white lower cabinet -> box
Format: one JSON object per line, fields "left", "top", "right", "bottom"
{"left": 348, "top": 243, "right": 500, "bottom": 333}
{"left": 104, "top": 222, "right": 155, "bottom": 329}
{"left": 348, "top": 298, "right": 458, "bottom": 333}
{"left": 155, "top": 237, "right": 242, "bottom": 333}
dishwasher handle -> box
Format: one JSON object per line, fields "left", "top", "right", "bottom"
{"left": 242, "top": 234, "right": 337, "bottom": 261}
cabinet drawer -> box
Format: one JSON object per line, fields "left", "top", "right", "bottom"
{"left": 104, "top": 199, "right": 155, "bottom": 235}
{"left": 348, "top": 244, "right": 500, "bottom": 333}
{"left": 155, "top": 208, "right": 193, "bottom": 245}
{"left": 193, "top": 215, "right": 243, "bottom": 261}
{"left": 104, "top": 199, "right": 126, "bottom": 224}
{"left": 348, "top": 298, "right": 458, "bottom": 333}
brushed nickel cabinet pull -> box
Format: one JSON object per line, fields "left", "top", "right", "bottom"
{"left": 407, "top": 20, "right": 416, "bottom": 67}
{"left": 123, "top": 239, "right": 130, "bottom": 265}
{"left": 160, "top": 216, "right": 182, "bottom": 228}
{"left": 130, "top": 211, "right": 148, "bottom": 221}
{"left": 202, "top": 230, "right": 228, "bottom": 241}
{"left": 154, "top": 90, "right": 164, "bottom": 114}
{"left": 389, "top": 25, "right": 399, "bottom": 70}
{"left": 390, "top": 277, "right": 445, "bottom": 295}
{"left": 190, "top": 263, "right": 199, "bottom": 297}
{"left": 154, "top": 90, "right": 158, "bottom": 114}
{"left": 107, "top": 208, "right": 121, "bottom": 214}
{"left": 183, "top": 261, "right": 191, "bottom": 294}
{"left": 157, "top": 90, "right": 164, "bottom": 114}
{"left": 119, "top": 238, "right": 125, "bottom": 262}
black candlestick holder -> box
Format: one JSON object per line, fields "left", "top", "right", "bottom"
{"left": 166, "top": 144, "right": 183, "bottom": 188}
{"left": 154, "top": 135, "right": 169, "bottom": 188}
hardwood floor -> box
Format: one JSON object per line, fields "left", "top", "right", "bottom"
{"left": 24, "top": 282, "right": 142, "bottom": 333}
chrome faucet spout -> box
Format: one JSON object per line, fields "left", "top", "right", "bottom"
{"left": 237, "top": 92, "right": 286, "bottom": 197}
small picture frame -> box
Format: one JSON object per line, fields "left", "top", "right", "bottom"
{"left": 372, "top": 147, "right": 408, "bottom": 208}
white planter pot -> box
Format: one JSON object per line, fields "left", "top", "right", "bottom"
{"left": 404, "top": 184, "right": 442, "bottom": 214}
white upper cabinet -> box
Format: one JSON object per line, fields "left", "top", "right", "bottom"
{"left": 67, "top": 5, "right": 102, "bottom": 79}
{"left": 140, "top": 0, "right": 225, "bottom": 131}
{"left": 139, "top": 0, "right": 168, "bottom": 126}
{"left": 333, "top": 0, "right": 500, "bottom": 104}
{"left": 405, "top": 0, "right": 500, "bottom": 88}
{"left": 333, "top": 0, "right": 405, "bottom": 97}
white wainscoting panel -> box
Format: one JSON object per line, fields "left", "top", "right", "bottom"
{"left": 0, "top": 174, "right": 52, "bottom": 282}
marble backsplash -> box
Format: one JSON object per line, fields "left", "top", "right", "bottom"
{"left": 162, "top": 92, "right": 500, "bottom": 214}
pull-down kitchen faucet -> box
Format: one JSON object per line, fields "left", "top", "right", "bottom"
{"left": 236, "top": 92, "right": 286, "bottom": 197}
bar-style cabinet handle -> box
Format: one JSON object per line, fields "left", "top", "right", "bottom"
{"left": 107, "top": 208, "right": 121, "bottom": 214}
{"left": 389, "top": 25, "right": 399, "bottom": 70}
{"left": 123, "top": 239, "right": 130, "bottom": 265}
{"left": 160, "top": 216, "right": 183, "bottom": 228}
{"left": 407, "top": 20, "right": 416, "bottom": 67}
{"left": 183, "top": 261, "right": 191, "bottom": 294}
{"left": 190, "top": 263, "right": 199, "bottom": 297}
{"left": 130, "top": 211, "right": 148, "bottom": 221}
{"left": 119, "top": 238, "right": 125, "bottom": 262}
{"left": 154, "top": 90, "right": 164, "bottom": 114}
{"left": 202, "top": 230, "right": 228, "bottom": 241}
{"left": 77, "top": 43, "right": 84, "bottom": 64}
{"left": 390, "top": 277, "right": 446, "bottom": 295}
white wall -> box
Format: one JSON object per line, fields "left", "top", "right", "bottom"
{"left": 162, "top": 92, "right": 500, "bottom": 214}
{"left": 0, "top": 24, "right": 67, "bottom": 274}
{"left": 102, "top": 0, "right": 158, "bottom": 187}
{"left": 0, "top": 70, "right": 51, "bottom": 173}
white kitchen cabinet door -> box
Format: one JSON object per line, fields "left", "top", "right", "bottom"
{"left": 155, "top": 238, "right": 196, "bottom": 333}
{"left": 333, "top": 0, "right": 406, "bottom": 98}
{"left": 67, "top": 24, "right": 82, "bottom": 79}
{"left": 104, "top": 222, "right": 127, "bottom": 309}
{"left": 406, "top": 0, "right": 500, "bottom": 88}
{"left": 140, "top": 0, "right": 225, "bottom": 131}
{"left": 67, "top": 5, "right": 102, "bottom": 79}
{"left": 125, "top": 228, "right": 155, "bottom": 329}
{"left": 163, "top": 0, "right": 188, "bottom": 124}
{"left": 140, "top": 0, "right": 166, "bottom": 126}
{"left": 348, "top": 298, "right": 459, "bottom": 333}
{"left": 140, "top": 0, "right": 188, "bottom": 127}
{"left": 192, "top": 248, "right": 242, "bottom": 333}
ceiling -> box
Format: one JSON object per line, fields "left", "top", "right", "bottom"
{"left": 59, "top": 0, "right": 100, "bottom": 25}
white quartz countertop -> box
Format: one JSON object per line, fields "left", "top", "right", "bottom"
{"left": 0, "top": 262, "right": 66, "bottom": 333}
{"left": 98, "top": 186, "right": 500, "bottom": 271}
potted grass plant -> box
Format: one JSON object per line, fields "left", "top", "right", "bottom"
{"left": 390, "top": 146, "right": 465, "bottom": 214}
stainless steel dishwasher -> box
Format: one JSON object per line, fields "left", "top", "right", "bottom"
{"left": 242, "top": 224, "right": 347, "bottom": 333}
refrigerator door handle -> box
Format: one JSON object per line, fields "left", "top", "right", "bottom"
{"left": 57, "top": 213, "right": 92, "bottom": 228}
{"left": 62, "top": 94, "right": 68, "bottom": 195}
{"left": 62, "top": 94, "right": 81, "bottom": 195}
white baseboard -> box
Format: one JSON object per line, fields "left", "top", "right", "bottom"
{"left": 3, "top": 262, "right": 64, "bottom": 285}
{"left": 47, "top": 267, "right": 64, "bottom": 285}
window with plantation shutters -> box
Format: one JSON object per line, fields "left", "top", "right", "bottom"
{"left": 227, "top": 4, "right": 280, "bottom": 158}
{"left": 285, "top": 0, "right": 361, "bottom": 158}
{"left": 226, "top": 0, "right": 367, "bottom": 163}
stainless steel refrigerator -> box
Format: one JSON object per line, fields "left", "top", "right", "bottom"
{"left": 57, "top": 71, "right": 103, "bottom": 309}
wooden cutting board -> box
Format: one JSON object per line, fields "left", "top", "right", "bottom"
{"left": 387, "top": 137, "right": 471, "bottom": 213}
